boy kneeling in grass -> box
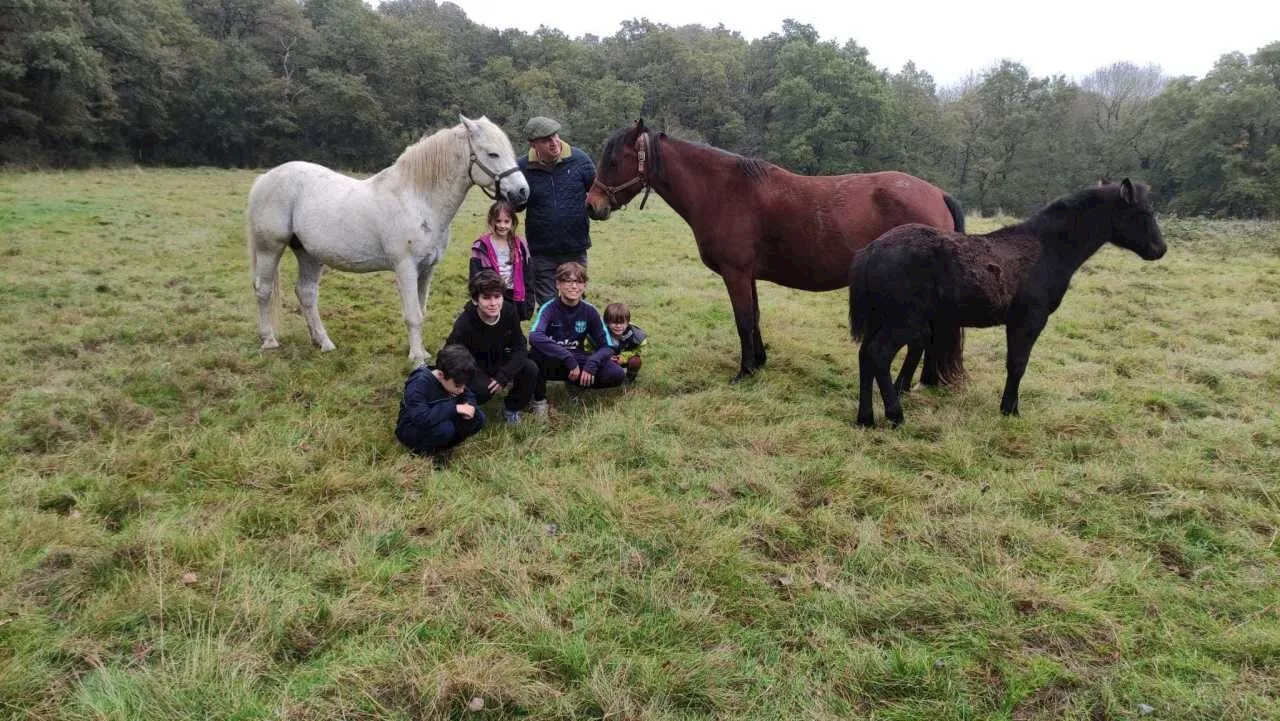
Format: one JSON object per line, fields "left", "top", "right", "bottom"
{"left": 446, "top": 269, "right": 539, "bottom": 424}
{"left": 395, "top": 344, "right": 483, "bottom": 459}
{"left": 527, "top": 262, "right": 624, "bottom": 415}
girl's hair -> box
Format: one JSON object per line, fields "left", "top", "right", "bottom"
{"left": 487, "top": 201, "right": 519, "bottom": 234}
{"left": 604, "top": 303, "right": 630, "bottom": 324}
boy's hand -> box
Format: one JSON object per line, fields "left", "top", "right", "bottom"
{"left": 456, "top": 403, "right": 476, "bottom": 420}
{"left": 612, "top": 355, "right": 621, "bottom": 365}
{"left": 578, "top": 370, "right": 595, "bottom": 386}
{"left": 487, "top": 379, "right": 502, "bottom": 394}
{"left": 567, "top": 366, "right": 581, "bottom": 382}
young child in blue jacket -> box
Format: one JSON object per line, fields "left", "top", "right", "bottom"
{"left": 394, "top": 344, "right": 484, "bottom": 458}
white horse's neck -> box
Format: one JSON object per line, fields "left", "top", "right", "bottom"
{"left": 380, "top": 125, "right": 474, "bottom": 218}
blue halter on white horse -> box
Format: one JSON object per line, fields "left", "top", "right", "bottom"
{"left": 246, "top": 115, "right": 529, "bottom": 365}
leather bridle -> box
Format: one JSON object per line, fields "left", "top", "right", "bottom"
{"left": 466, "top": 138, "right": 523, "bottom": 201}
{"left": 591, "top": 131, "right": 653, "bottom": 210}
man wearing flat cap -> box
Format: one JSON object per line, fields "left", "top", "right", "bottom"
{"left": 516, "top": 116, "right": 598, "bottom": 306}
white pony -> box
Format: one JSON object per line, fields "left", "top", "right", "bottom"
{"left": 246, "top": 115, "right": 529, "bottom": 365}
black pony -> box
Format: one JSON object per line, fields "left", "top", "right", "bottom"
{"left": 849, "top": 178, "right": 1166, "bottom": 427}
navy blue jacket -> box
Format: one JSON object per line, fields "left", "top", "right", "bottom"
{"left": 528, "top": 298, "right": 616, "bottom": 374}
{"left": 516, "top": 144, "right": 596, "bottom": 257}
{"left": 395, "top": 367, "right": 476, "bottom": 449}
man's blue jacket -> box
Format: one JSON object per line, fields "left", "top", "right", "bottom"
{"left": 516, "top": 143, "right": 597, "bottom": 257}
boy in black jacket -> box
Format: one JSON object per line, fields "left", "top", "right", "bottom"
{"left": 446, "top": 270, "right": 540, "bottom": 423}
{"left": 395, "top": 344, "right": 484, "bottom": 458}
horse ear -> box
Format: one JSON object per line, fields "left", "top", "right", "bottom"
{"left": 1120, "top": 177, "right": 1135, "bottom": 204}
{"left": 459, "top": 115, "right": 479, "bottom": 136}
{"left": 1097, "top": 175, "right": 1111, "bottom": 186}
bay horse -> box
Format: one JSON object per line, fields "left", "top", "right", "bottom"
{"left": 849, "top": 178, "right": 1166, "bottom": 427}
{"left": 246, "top": 115, "right": 529, "bottom": 365}
{"left": 585, "top": 120, "right": 965, "bottom": 382}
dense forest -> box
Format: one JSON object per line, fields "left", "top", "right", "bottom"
{"left": 2, "top": 0, "right": 1278, "bottom": 216}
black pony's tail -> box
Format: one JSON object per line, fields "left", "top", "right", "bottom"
{"left": 943, "top": 193, "right": 965, "bottom": 233}
{"left": 930, "top": 323, "right": 967, "bottom": 386}
{"left": 849, "top": 249, "right": 873, "bottom": 343}
{"left": 932, "top": 192, "right": 966, "bottom": 385}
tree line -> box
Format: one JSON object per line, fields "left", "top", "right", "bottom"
{"left": 3, "top": 0, "right": 1279, "bottom": 217}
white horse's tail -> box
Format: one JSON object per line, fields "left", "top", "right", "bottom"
{"left": 246, "top": 205, "right": 281, "bottom": 330}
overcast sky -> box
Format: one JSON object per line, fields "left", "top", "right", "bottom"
{"left": 444, "top": 0, "right": 1278, "bottom": 87}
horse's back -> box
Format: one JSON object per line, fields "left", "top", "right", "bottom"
{"left": 855, "top": 171, "right": 954, "bottom": 228}
{"left": 248, "top": 162, "right": 331, "bottom": 234}
{"left": 247, "top": 161, "right": 371, "bottom": 245}
{"left": 876, "top": 225, "right": 1031, "bottom": 327}
{"left": 750, "top": 172, "right": 954, "bottom": 290}
{"left": 249, "top": 161, "right": 353, "bottom": 209}
{"left": 792, "top": 169, "right": 955, "bottom": 250}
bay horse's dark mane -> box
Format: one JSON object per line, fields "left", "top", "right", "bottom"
{"left": 682, "top": 139, "right": 772, "bottom": 181}
{"left": 600, "top": 126, "right": 772, "bottom": 184}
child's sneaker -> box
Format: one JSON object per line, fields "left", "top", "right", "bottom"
{"left": 529, "top": 400, "right": 549, "bottom": 417}
{"left": 503, "top": 409, "right": 521, "bottom": 424}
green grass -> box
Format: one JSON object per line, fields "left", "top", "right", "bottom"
{"left": 2, "top": 168, "right": 1279, "bottom": 720}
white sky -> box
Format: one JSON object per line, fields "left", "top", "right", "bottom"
{"left": 443, "top": 0, "right": 1278, "bottom": 87}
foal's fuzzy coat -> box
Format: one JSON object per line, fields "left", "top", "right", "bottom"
{"left": 850, "top": 179, "right": 1167, "bottom": 427}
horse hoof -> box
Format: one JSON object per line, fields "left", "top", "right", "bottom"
{"left": 888, "top": 415, "right": 904, "bottom": 428}
{"left": 318, "top": 340, "right": 336, "bottom": 352}
{"left": 855, "top": 416, "right": 875, "bottom": 428}
{"left": 260, "top": 338, "right": 280, "bottom": 350}
{"left": 730, "top": 371, "right": 754, "bottom": 384}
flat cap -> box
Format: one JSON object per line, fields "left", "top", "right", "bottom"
{"left": 524, "top": 116, "right": 561, "bottom": 140}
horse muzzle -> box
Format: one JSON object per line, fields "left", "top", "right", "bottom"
{"left": 504, "top": 184, "right": 529, "bottom": 211}
{"left": 586, "top": 199, "right": 612, "bottom": 221}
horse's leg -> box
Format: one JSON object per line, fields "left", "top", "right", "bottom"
{"left": 1000, "top": 310, "right": 1047, "bottom": 416}
{"left": 856, "top": 341, "right": 877, "bottom": 427}
{"left": 919, "top": 351, "right": 939, "bottom": 386}
{"left": 751, "top": 280, "right": 766, "bottom": 368}
{"left": 395, "top": 260, "right": 428, "bottom": 366}
{"left": 416, "top": 260, "right": 436, "bottom": 319}
{"left": 895, "top": 342, "right": 924, "bottom": 393}
{"left": 252, "top": 244, "right": 286, "bottom": 350}
{"left": 722, "top": 271, "right": 758, "bottom": 381}
{"left": 872, "top": 335, "right": 907, "bottom": 426}
{"left": 292, "top": 246, "right": 336, "bottom": 352}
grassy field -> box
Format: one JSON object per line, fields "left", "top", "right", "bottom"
{"left": 2, "top": 167, "right": 1279, "bottom": 720}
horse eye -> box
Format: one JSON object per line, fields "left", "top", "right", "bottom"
{"left": 487, "top": 152, "right": 499, "bottom": 158}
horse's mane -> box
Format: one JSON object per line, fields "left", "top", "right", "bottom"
{"left": 1012, "top": 184, "right": 1131, "bottom": 237}
{"left": 393, "top": 124, "right": 469, "bottom": 193}
{"left": 681, "top": 137, "right": 772, "bottom": 182}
